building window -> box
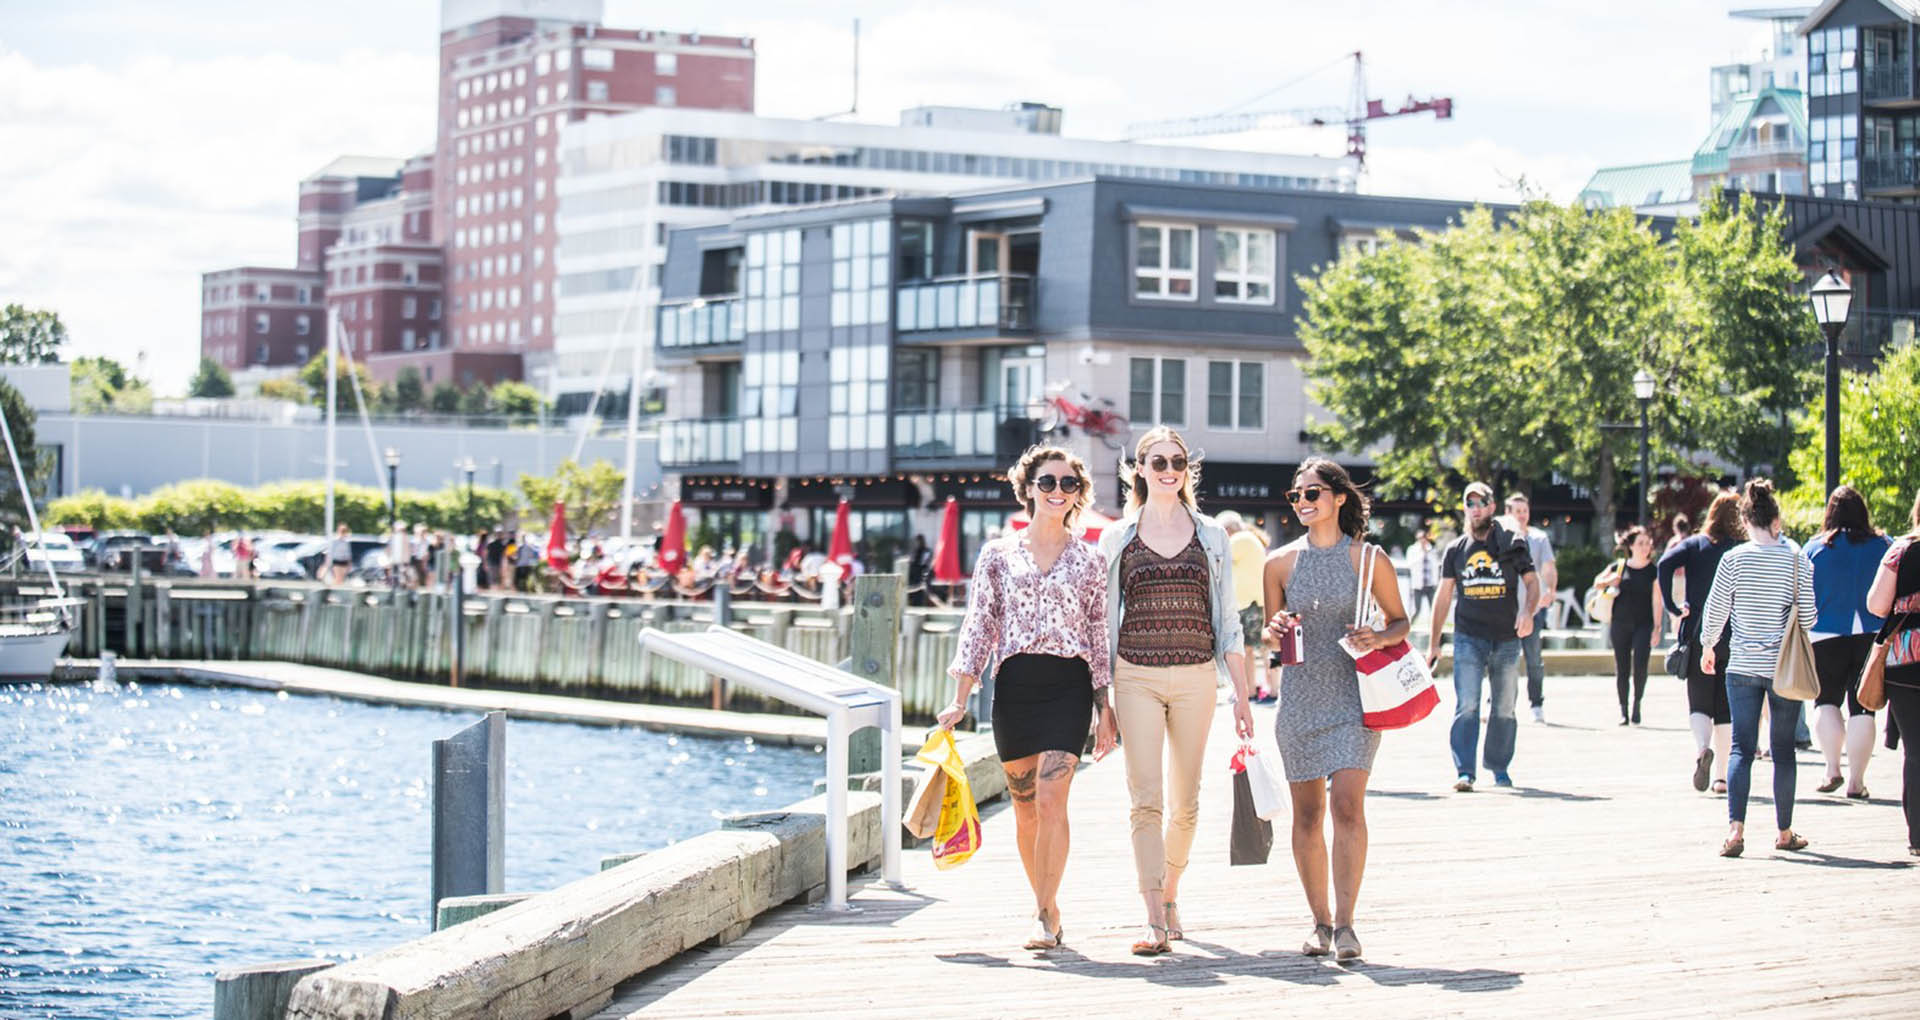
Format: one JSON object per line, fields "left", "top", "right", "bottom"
{"left": 1213, "top": 227, "right": 1275, "bottom": 303}
{"left": 402, "top": 328, "right": 416, "bottom": 349}
{"left": 429, "top": 299, "right": 442, "bottom": 320}
{"left": 742, "top": 350, "right": 800, "bottom": 453}
{"left": 897, "top": 219, "right": 934, "bottom": 281}
{"left": 1133, "top": 223, "right": 1196, "bottom": 299}
{"left": 295, "top": 314, "right": 311, "bottom": 336}
{"left": 894, "top": 348, "right": 940, "bottom": 410}
{"left": 1207, "top": 360, "right": 1263, "bottom": 429}
{"left": 656, "top": 52, "right": 678, "bottom": 76}
{"left": 829, "top": 344, "right": 888, "bottom": 450}
{"left": 585, "top": 79, "right": 608, "bottom": 102}
{"left": 555, "top": 49, "right": 571, "bottom": 71}
{"left": 655, "top": 85, "right": 677, "bottom": 106}
{"left": 296, "top": 286, "right": 311, "bottom": 304}
{"left": 536, "top": 52, "right": 551, "bottom": 75}
{"left": 830, "top": 219, "right": 891, "bottom": 326}
{"left": 1129, "top": 356, "right": 1185, "bottom": 426}
{"left": 254, "top": 312, "right": 270, "bottom": 334}
{"left": 582, "top": 47, "right": 614, "bottom": 70}
{"left": 744, "top": 228, "right": 802, "bottom": 332}
{"left": 402, "top": 297, "right": 418, "bottom": 319}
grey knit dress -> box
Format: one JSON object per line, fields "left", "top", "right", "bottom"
{"left": 1276, "top": 536, "right": 1381, "bottom": 781}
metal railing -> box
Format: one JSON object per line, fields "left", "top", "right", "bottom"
{"left": 893, "top": 405, "right": 1033, "bottom": 461}
{"left": 658, "top": 417, "right": 742, "bottom": 466}
{"left": 1865, "top": 63, "right": 1913, "bottom": 102}
{"left": 1863, "top": 152, "right": 1920, "bottom": 190}
{"left": 1726, "top": 138, "right": 1803, "bottom": 159}
{"left": 1839, "top": 309, "right": 1919, "bottom": 359}
{"left": 658, "top": 296, "right": 745, "bottom": 349}
{"left": 896, "top": 274, "right": 1034, "bottom": 333}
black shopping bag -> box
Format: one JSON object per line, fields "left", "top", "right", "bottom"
{"left": 1230, "top": 766, "right": 1272, "bottom": 866}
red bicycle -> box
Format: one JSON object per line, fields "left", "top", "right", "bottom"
{"left": 1029, "top": 382, "right": 1131, "bottom": 449}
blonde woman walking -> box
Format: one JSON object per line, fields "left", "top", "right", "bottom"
{"left": 1098, "top": 427, "right": 1254, "bottom": 956}
{"left": 940, "top": 445, "right": 1115, "bottom": 951}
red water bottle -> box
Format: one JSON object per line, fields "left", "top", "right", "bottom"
{"left": 1269, "top": 613, "right": 1304, "bottom": 668}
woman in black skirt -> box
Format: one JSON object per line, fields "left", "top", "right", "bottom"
{"left": 939, "top": 445, "right": 1116, "bottom": 952}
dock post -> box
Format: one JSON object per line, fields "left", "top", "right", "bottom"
{"left": 212, "top": 959, "right": 332, "bottom": 1020}
{"left": 847, "top": 574, "right": 903, "bottom": 776}
{"left": 430, "top": 710, "right": 504, "bottom": 930}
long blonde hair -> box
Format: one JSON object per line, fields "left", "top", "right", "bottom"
{"left": 1126, "top": 426, "right": 1199, "bottom": 515}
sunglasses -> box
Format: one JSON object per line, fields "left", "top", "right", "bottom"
{"left": 1144, "top": 455, "right": 1189, "bottom": 474}
{"left": 1284, "top": 485, "right": 1326, "bottom": 505}
{"left": 1033, "top": 474, "right": 1083, "bottom": 494}
{"left": 1464, "top": 497, "right": 1492, "bottom": 509}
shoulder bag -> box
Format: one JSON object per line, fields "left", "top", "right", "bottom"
{"left": 1772, "top": 541, "right": 1820, "bottom": 702}
{"left": 1863, "top": 539, "right": 1920, "bottom": 707}
{"left": 1349, "top": 543, "right": 1440, "bottom": 730}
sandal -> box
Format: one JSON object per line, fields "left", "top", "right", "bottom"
{"left": 1302, "top": 923, "right": 1334, "bottom": 956}
{"left": 1163, "top": 901, "right": 1184, "bottom": 941}
{"left": 1130, "top": 923, "right": 1171, "bottom": 957}
{"left": 1711, "top": 779, "right": 1727, "bottom": 794}
{"left": 1022, "top": 913, "right": 1061, "bottom": 951}
{"left": 1847, "top": 787, "right": 1870, "bottom": 801}
{"left": 1719, "top": 836, "right": 1744, "bottom": 858}
{"left": 1332, "top": 925, "right": 1363, "bottom": 961}
{"left": 1774, "top": 833, "right": 1808, "bottom": 852}
{"left": 1816, "top": 775, "right": 1843, "bottom": 794}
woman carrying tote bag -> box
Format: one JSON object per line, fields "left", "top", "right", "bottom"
{"left": 1865, "top": 488, "right": 1920, "bottom": 857}
{"left": 1699, "top": 480, "right": 1817, "bottom": 859}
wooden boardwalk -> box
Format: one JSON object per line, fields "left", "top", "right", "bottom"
{"left": 596, "top": 673, "right": 1920, "bottom": 1018}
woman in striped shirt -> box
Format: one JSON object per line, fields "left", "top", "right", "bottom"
{"left": 1700, "top": 480, "right": 1817, "bottom": 858}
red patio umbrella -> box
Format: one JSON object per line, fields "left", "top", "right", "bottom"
{"left": 658, "top": 499, "right": 687, "bottom": 576}
{"left": 932, "top": 497, "right": 964, "bottom": 583}
{"left": 544, "top": 500, "right": 570, "bottom": 571}
{"left": 827, "top": 498, "right": 854, "bottom": 568}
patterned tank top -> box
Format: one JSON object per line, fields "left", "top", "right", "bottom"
{"left": 1117, "top": 532, "right": 1215, "bottom": 667}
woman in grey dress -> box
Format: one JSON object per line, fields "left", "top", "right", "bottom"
{"left": 1262, "top": 458, "right": 1410, "bottom": 962}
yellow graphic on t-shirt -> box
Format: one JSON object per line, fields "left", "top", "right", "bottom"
{"left": 1459, "top": 549, "right": 1509, "bottom": 600}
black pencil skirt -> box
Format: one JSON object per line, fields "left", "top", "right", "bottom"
{"left": 990, "top": 653, "right": 1095, "bottom": 762}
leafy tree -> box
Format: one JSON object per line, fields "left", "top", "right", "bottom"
{"left": 517, "top": 458, "right": 625, "bottom": 536}
{"left": 488, "top": 380, "right": 545, "bottom": 420}
{"left": 188, "top": 357, "right": 236, "bottom": 398}
{"left": 257, "top": 376, "right": 308, "bottom": 404}
{"left": 71, "top": 355, "right": 154, "bottom": 414}
{"left": 429, "top": 382, "right": 461, "bottom": 414}
{"left": 299, "top": 352, "right": 381, "bottom": 412}
{"left": 0, "top": 378, "right": 38, "bottom": 531}
{"left": 1784, "top": 340, "right": 1920, "bottom": 532}
{"left": 458, "top": 385, "right": 490, "bottom": 416}
{"left": 0, "top": 304, "right": 67, "bottom": 364}
{"left": 44, "top": 489, "right": 139, "bottom": 530}
{"left": 392, "top": 367, "right": 426, "bottom": 412}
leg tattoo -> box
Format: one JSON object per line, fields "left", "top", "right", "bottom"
{"left": 1039, "top": 750, "right": 1076, "bottom": 781}
{"left": 1006, "top": 768, "right": 1037, "bottom": 803}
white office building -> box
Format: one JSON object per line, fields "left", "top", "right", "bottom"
{"left": 545, "top": 103, "right": 1359, "bottom": 410}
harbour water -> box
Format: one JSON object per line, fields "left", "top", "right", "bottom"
{"left": 0, "top": 680, "right": 823, "bottom": 1018}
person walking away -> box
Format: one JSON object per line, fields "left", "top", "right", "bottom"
{"left": 1666, "top": 513, "right": 1693, "bottom": 554}
{"left": 1807, "top": 486, "right": 1892, "bottom": 800}
{"left": 327, "top": 524, "right": 353, "bottom": 586}
{"left": 1865, "top": 488, "right": 1920, "bottom": 856}
{"left": 1405, "top": 530, "right": 1440, "bottom": 625}
{"left": 1426, "top": 481, "right": 1539, "bottom": 792}
{"left": 233, "top": 533, "right": 254, "bottom": 581}
{"left": 907, "top": 534, "right": 933, "bottom": 607}
{"left": 515, "top": 532, "right": 538, "bottom": 592}
{"left": 1505, "top": 494, "right": 1559, "bottom": 723}
{"left": 1602, "top": 527, "right": 1663, "bottom": 725}
{"left": 1218, "top": 511, "right": 1273, "bottom": 701}
{"left": 1099, "top": 427, "right": 1255, "bottom": 956}
{"left": 484, "top": 531, "right": 507, "bottom": 592}
{"left": 1658, "top": 490, "right": 1743, "bottom": 793}
{"left": 1699, "top": 479, "right": 1815, "bottom": 858}
{"left": 939, "top": 445, "right": 1116, "bottom": 951}
{"left": 1262, "top": 458, "right": 1408, "bottom": 962}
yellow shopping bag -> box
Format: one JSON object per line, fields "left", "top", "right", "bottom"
{"left": 913, "top": 730, "right": 982, "bottom": 870}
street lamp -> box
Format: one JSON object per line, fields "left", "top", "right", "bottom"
{"left": 1808, "top": 271, "right": 1853, "bottom": 497}
{"left": 384, "top": 447, "right": 400, "bottom": 587}
{"left": 1632, "top": 369, "right": 1655, "bottom": 529}
{"left": 459, "top": 457, "right": 477, "bottom": 535}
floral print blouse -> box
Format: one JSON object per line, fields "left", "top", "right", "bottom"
{"left": 947, "top": 534, "right": 1113, "bottom": 690}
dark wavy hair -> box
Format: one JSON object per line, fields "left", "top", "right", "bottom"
{"left": 1740, "top": 478, "right": 1780, "bottom": 531}
{"left": 1703, "top": 490, "right": 1744, "bottom": 544}
{"left": 1294, "top": 457, "right": 1369, "bottom": 539}
{"left": 1821, "top": 485, "right": 1877, "bottom": 543}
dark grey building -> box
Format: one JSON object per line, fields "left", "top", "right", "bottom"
{"left": 1800, "top": 0, "right": 1920, "bottom": 198}
{"left": 651, "top": 176, "right": 1501, "bottom": 562}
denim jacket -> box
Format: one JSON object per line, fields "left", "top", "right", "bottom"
{"left": 1098, "top": 502, "right": 1245, "bottom": 686}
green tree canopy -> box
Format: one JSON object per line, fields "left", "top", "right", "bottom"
{"left": 188, "top": 357, "right": 236, "bottom": 398}
{"left": 1298, "top": 191, "right": 1817, "bottom": 539}
{"left": 488, "top": 380, "right": 545, "bottom": 419}
{"left": 257, "top": 376, "right": 308, "bottom": 404}
{"left": 0, "top": 378, "right": 39, "bottom": 532}
{"left": 0, "top": 304, "right": 67, "bottom": 364}
{"left": 517, "top": 458, "right": 625, "bottom": 536}
{"left": 429, "top": 382, "right": 461, "bottom": 413}
{"left": 71, "top": 355, "right": 154, "bottom": 414}
{"left": 391, "top": 367, "right": 426, "bottom": 412}
{"left": 1785, "top": 340, "right": 1920, "bottom": 534}
{"left": 299, "top": 352, "right": 381, "bottom": 412}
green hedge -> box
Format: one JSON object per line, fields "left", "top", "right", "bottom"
{"left": 46, "top": 479, "right": 520, "bottom": 535}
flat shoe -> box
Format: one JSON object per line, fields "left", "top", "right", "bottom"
{"left": 1816, "top": 775, "right": 1844, "bottom": 793}
{"left": 1775, "top": 833, "right": 1809, "bottom": 852}
{"left": 1693, "top": 749, "right": 1714, "bottom": 792}
{"left": 1332, "top": 925, "right": 1363, "bottom": 961}
{"left": 1131, "top": 923, "right": 1171, "bottom": 957}
{"left": 1847, "top": 787, "right": 1870, "bottom": 801}
{"left": 1720, "top": 836, "right": 1744, "bottom": 858}
{"left": 1302, "top": 923, "right": 1334, "bottom": 956}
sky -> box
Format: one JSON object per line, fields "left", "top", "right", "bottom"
{"left": 0, "top": 0, "right": 1789, "bottom": 394}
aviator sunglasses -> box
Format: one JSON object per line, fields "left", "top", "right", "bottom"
{"left": 1285, "top": 484, "right": 1327, "bottom": 505}
{"left": 1144, "top": 455, "right": 1189, "bottom": 474}
{"left": 1033, "top": 474, "right": 1083, "bottom": 494}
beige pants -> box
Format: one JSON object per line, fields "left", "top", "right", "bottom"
{"left": 1113, "top": 659, "right": 1217, "bottom": 895}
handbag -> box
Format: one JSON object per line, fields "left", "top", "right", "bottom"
{"left": 1228, "top": 746, "right": 1273, "bottom": 866}
{"left": 902, "top": 735, "right": 949, "bottom": 839}
{"left": 1238, "top": 740, "right": 1288, "bottom": 821}
{"left": 1771, "top": 541, "right": 1820, "bottom": 702}
{"left": 1348, "top": 543, "right": 1441, "bottom": 731}
{"left": 1664, "top": 636, "right": 1691, "bottom": 679}
{"left": 1860, "top": 637, "right": 1890, "bottom": 712}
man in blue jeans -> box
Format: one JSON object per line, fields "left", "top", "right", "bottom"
{"left": 1504, "top": 494, "right": 1558, "bottom": 724}
{"left": 1426, "top": 482, "right": 1540, "bottom": 792}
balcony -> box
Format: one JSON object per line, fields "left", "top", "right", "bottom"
{"left": 1726, "top": 138, "right": 1803, "bottom": 161}
{"left": 892, "top": 405, "right": 1039, "bottom": 465}
{"left": 658, "top": 417, "right": 742, "bottom": 467}
{"left": 1864, "top": 63, "right": 1915, "bottom": 105}
{"left": 895, "top": 274, "right": 1034, "bottom": 335}
{"left": 658, "top": 296, "right": 744, "bottom": 352}
{"left": 1838, "top": 310, "right": 1918, "bottom": 362}
{"left": 1863, "top": 152, "right": 1920, "bottom": 192}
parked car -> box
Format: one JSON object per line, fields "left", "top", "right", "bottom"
{"left": 19, "top": 531, "right": 85, "bottom": 573}
{"left": 294, "top": 535, "right": 388, "bottom": 580}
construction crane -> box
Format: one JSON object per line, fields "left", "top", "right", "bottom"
{"left": 1124, "top": 51, "right": 1453, "bottom": 169}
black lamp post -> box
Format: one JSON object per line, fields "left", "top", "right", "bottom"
{"left": 1633, "top": 369, "right": 1655, "bottom": 528}
{"left": 384, "top": 447, "right": 400, "bottom": 587}
{"left": 1808, "top": 271, "right": 1853, "bottom": 498}
{"left": 460, "top": 457, "right": 477, "bottom": 535}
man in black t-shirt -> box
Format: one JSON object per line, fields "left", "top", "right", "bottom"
{"left": 1426, "top": 481, "right": 1539, "bottom": 792}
